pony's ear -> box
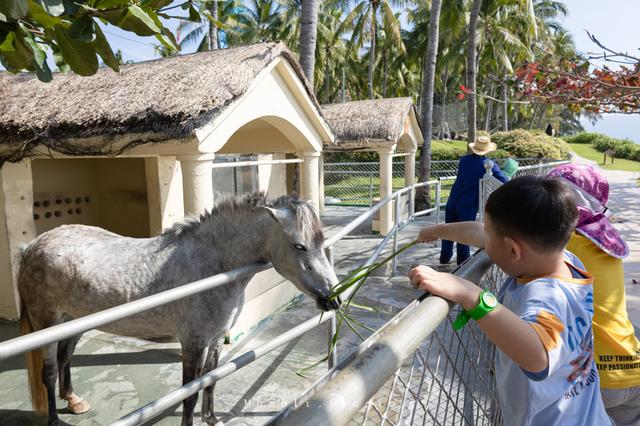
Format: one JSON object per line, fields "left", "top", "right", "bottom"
{"left": 259, "top": 206, "right": 291, "bottom": 224}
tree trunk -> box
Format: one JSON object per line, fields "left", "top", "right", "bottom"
{"left": 502, "top": 79, "right": 509, "bottom": 131}
{"left": 368, "top": 4, "right": 378, "bottom": 99}
{"left": 207, "top": 1, "right": 219, "bottom": 50}
{"left": 300, "top": 0, "right": 318, "bottom": 86}
{"left": 529, "top": 103, "right": 541, "bottom": 130}
{"left": 439, "top": 65, "right": 449, "bottom": 138}
{"left": 466, "top": 0, "right": 483, "bottom": 146}
{"left": 416, "top": 0, "right": 443, "bottom": 209}
{"left": 382, "top": 48, "right": 388, "bottom": 98}
{"left": 484, "top": 81, "right": 495, "bottom": 131}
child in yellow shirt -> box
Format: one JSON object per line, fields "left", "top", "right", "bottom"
{"left": 549, "top": 164, "right": 640, "bottom": 425}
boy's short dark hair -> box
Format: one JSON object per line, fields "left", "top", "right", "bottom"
{"left": 485, "top": 175, "right": 578, "bottom": 252}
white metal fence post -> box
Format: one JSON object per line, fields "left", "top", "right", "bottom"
{"left": 392, "top": 194, "right": 401, "bottom": 275}
{"left": 325, "top": 245, "right": 338, "bottom": 369}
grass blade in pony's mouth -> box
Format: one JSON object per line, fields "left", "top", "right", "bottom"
{"left": 296, "top": 240, "right": 418, "bottom": 378}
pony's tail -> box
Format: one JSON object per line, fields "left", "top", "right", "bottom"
{"left": 20, "top": 301, "right": 47, "bottom": 413}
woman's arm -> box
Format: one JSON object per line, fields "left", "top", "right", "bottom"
{"left": 418, "top": 221, "right": 487, "bottom": 248}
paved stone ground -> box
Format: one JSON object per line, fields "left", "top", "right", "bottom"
{"left": 0, "top": 206, "right": 441, "bottom": 426}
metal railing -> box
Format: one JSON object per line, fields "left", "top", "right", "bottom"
{"left": 478, "top": 160, "right": 570, "bottom": 221}
{"left": 0, "top": 158, "right": 568, "bottom": 424}
{"left": 324, "top": 158, "right": 566, "bottom": 207}
{"left": 0, "top": 179, "right": 444, "bottom": 425}
{"left": 268, "top": 252, "right": 505, "bottom": 426}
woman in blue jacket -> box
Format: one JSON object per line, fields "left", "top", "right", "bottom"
{"left": 441, "top": 136, "right": 508, "bottom": 265}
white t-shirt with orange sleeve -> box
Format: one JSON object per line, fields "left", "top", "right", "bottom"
{"left": 495, "top": 251, "right": 612, "bottom": 425}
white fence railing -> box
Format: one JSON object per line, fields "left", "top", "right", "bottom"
{"left": 0, "top": 159, "right": 570, "bottom": 425}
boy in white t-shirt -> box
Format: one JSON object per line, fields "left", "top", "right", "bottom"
{"left": 409, "top": 175, "right": 611, "bottom": 425}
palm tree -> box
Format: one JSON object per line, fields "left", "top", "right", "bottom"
{"left": 299, "top": 0, "right": 318, "bottom": 85}
{"left": 176, "top": 1, "right": 242, "bottom": 51}
{"left": 417, "top": 0, "right": 443, "bottom": 208}
{"left": 466, "top": 0, "right": 483, "bottom": 146}
{"left": 345, "top": 0, "right": 408, "bottom": 99}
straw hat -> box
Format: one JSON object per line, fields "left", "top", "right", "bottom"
{"left": 468, "top": 136, "right": 497, "bottom": 155}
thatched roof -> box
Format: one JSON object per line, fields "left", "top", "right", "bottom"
{"left": 321, "top": 97, "right": 420, "bottom": 150}
{"left": 0, "top": 42, "right": 319, "bottom": 165}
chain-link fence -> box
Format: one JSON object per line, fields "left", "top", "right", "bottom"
{"left": 270, "top": 252, "right": 506, "bottom": 426}
{"left": 349, "top": 263, "right": 506, "bottom": 426}
{"left": 324, "top": 158, "right": 566, "bottom": 207}
{"left": 479, "top": 160, "right": 570, "bottom": 221}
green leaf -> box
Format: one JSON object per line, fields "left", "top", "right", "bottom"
{"left": 23, "top": 29, "right": 52, "bottom": 82}
{"left": 37, "top": 0, "right": 65, "bottom": 17}
{"left": 201, "top": 9, "right": 229, "bottom": 30}
{"left": 118, "top": 5, "right": 161, "bottom": 36}
{"left": 0, "top": 0, "right": 29, "bottom": 22}
{"left": 188, "top": 5, "right": 200, "bottom": 22}
{"left": 69, "top": 15, "right": 95, "bottom": 42}
{"left": 29, "top": 0, "right": 64, "bottom": 28}
{"left": 0, "top": 31, "right": 32, "bottom": 72}
{"left": 92, "top": 23, "right": 118, "bottom": 72}
{"left": 53, "top": 24, "right": 98, "bottom": 76}
{"left": 141, "top": 0, "right": 172, "bottom": 8}
{"left": 154, "top": 27, "right": 177, "bottom": 52}
{"left": 62, "top": 0, "right": 79, "bottom": 15}
{"left": 51, "top": 42, "right": 70, "bottom": 72}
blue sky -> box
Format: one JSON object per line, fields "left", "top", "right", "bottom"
{"left": 561, "top": 0, "right": 640, "bottom": 142}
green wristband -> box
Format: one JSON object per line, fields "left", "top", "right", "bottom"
{"left": 452, "top": 290, "right": 498, "bottom": 330}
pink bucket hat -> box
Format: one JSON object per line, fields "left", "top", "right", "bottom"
{"left": 548, "top": 163, "right": 629, "bottom": 259}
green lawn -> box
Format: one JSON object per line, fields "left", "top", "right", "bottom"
{"left": 325, "top": 176, "right": 452, "bottom": 206}
{"left": 568, "top": 143, "right": 640, "bottom": 172}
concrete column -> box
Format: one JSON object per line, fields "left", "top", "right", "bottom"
{"left": 178, "top": 154, "right": 216, "bottom": 217}
{"left": 145, "top": 156, "right": 184, "bottom": 235}
{"left": 0, "top": 161, "right": 38, "bottom": 320}
{"left": 300, "top": 151, "right": 320, "bottom": 210}
{"left": 404, "top": 150, "right": 416, "bottom": 187}
{"left": 378, "top": 145, "right": 396, "bottom": 236}
{"left": 319, "top": 154, "right": 325, "bottom": 214}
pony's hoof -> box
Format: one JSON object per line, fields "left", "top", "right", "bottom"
{"left": 202, "top": 412, "right": 223, "bottom": 425}
{"left": 67, "top": 398, "right": 91, "bottom": 414}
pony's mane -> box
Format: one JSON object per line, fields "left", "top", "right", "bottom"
{"left": 164, "top": 192, "right": 324, "bottom": 246}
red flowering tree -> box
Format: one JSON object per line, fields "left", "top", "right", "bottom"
{"left": 512, "top": 35, "right": 640, "bottom": 114}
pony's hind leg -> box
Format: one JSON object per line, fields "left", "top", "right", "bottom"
{"left": 201, "top": 340, "right": 223, "bottom": 425}
{"left": 57, "top": 335, "right": 90, "bottom": 414}
{"left": 42, "top": 342, "right": 61, "bottom": 425}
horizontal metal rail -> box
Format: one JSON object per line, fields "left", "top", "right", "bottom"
{"left": 0, "top": 263, "right": 271, "bottom": 361}
{"left": 324, "top": 180, "right": 438, "bottom": 248}
{"left": 268, "top": 251, "right": 495, "bottom": 426}
{"left": 114, "top": 181, "right": 440, "bottom": 424}
{"left": 0, "top": 177, "right": 443, "bottom": 425}
{"left": 112, "top": 310, "right": 335, "bottom": 426}
{"left": 211, "top": 158, "right": 303, "bottom": 168}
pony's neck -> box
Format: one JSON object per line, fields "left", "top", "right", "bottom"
{"left": 187, "top": 209, "right": 272, "bottom": 271}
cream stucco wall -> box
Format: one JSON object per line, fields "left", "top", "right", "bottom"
{"left": 0, "top": 161, "right": 38, "bottom": 320}
{"left": 31, "top": 158, "right": 149, "bottom": 238}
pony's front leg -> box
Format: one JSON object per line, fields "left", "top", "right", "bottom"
{"left": 201, "top": 340, "right": 223, "bottom": 425}
{"left": 180, "top": 340, "right": 208, "bottom": 426}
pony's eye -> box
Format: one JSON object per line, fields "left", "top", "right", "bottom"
{"left": 294, "top": 243, "right": 307, "bottom": 251}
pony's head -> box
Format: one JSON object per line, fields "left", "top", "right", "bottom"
{"left": 262, "top": 196, "right": 340, "bottom": 311}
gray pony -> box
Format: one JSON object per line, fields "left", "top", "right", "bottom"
{"left": 18, "top": 193, "right": 340, "bottom": 426}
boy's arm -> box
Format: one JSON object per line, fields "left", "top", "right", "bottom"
{"left": 408, "top": 265, "right": 548, "bottom": 373}
{"left": 418, "top": 221, "right": 487, "bottom": 248}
